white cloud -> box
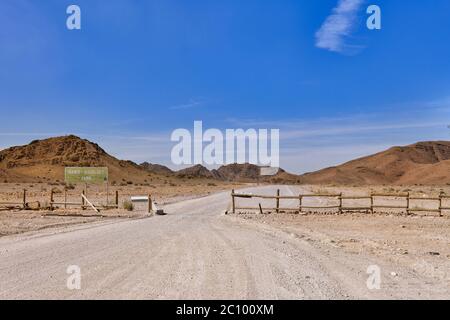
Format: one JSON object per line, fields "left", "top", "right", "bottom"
{"left": 1, "top": 98, "right": 449, "bottom": 174}
{"left": 315, "top": 0, "right": 365, "bottom": 53}
{"left": 225, "top": 104, "right": 450, "bottom": 173}
{"left": 169, "top": 98, "right": 204, "bottom": 110}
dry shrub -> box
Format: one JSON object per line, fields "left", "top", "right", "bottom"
{"left": 123, "top": 201, "right": 134, "bottom": 211}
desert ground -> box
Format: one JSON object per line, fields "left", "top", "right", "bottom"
{"left": 0, "top": 181, "right": 245, "bottom": 236}
{"left": 0, "top": 184, "right": 448, "bottom": 299}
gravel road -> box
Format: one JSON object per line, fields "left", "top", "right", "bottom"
{"left": 0, "top": 185, "right": 447, "bottom": 299}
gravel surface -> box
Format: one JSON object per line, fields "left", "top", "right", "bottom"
{"left": 0, "top": 185, "right": 448, "bottom": 299}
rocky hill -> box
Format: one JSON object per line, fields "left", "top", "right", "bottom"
{"left": 1, "top": 136, "right": 449, "bottom": 185}
{"left": 299, "top": 141, "right": 450, "bottom": 185}
{"left": 140, "top": 162, "right": 174, "bottom": 175}
{"left": 0, "top": 135, "right": 151, "bottom": 183}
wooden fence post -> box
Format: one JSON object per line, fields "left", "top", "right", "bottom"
{"left": 370, "top": 192, "right": 374, "bottom": 214}
{"left": 231, "top": 189, "right": 235, "bottom": 214}
{"left": 23, "top": 189, "right": 27, "bottom": 209}
{"left": 115, "top": 190, "right": 119, "bottom": 208}
{"left": 106, "top": 182, "right": 109, "bottom": 206}
{"left": 81, "top": 190, "right": 85, "bottom": 210}
{"left": 406, "top": 192, "right": 410, "bottom": 215}
{"left": 439, "top": 192, "right": 443, "bottom": 217}
{"left": 50, "top": 189, "right": 54, "bottom": 211}
{"left": 64, "top": 187, "right": 67, "bottom": 210}
{"left": 276, "top": 189, "right": 280, "bottom": 213}
{"left": 148, "top": 194, "right": 153, "bottom": 213}
{"left": 259, "top": 203, "right": 263, "bottom": 215}
{"left": 299, "top": 195, "right": 303, "bottom": 214}
{"left": 338, "top": 193, "right": 343, "bottom": 214}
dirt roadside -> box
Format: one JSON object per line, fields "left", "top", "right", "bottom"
{"left": 0, "top": 185, "right": 448, "bottom": 299}
{"left": 234, "top": 213, "right": 450, "bottom": 291}
{"left": 0, "top": 182, "right": 245, "bottom": 237}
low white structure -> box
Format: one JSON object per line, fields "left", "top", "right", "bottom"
{"left": 130, "top": 195, "right": 165, "bottom": 215}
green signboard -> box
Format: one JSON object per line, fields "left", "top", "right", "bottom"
{"left": 64, "top": 167, "right": 108, "bottom": 184}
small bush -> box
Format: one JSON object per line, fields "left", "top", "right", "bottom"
{"left": 52, "top": 188, "right": 62, "bottom": 194}
{"left": 123, "top": 201, "right": 134, "bottom": 211}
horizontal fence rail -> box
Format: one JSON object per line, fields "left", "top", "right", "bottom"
{"left": 48, "top": 188, "right": 120, "bottom": 212}
{"left": 0, "top": 188, "right": 120, "bottom": 212}
{"left": 0, "top": 188, "right": 157, "bottom": 214}
{"left": 0, "top": 189, "right": 32, "bottom": 210}
{"left": 230, "top": 189, "right": 450, "bottom": 216}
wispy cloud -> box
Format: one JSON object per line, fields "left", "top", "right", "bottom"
{"left": 169, "top": 98, "right": 204, "bottom": 110}
{"left": 315, "top": 0, "right": 365, "bottom": 54}
{"left": 0, "top": 132, "right": 171, "bottom": 145}
{"left": 225, "top": 102, "right": 450, "bottom": 173}
{"left": 226, "top": 114, "right": 448, "bottom": 141}
{"left": 1, "top": 97, "right": 449, "bottom": 173}
{"left": 425, "top": 96, "right": 450, "bottom": 111}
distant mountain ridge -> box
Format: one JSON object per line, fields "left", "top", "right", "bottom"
{"left": 1, "top": 136, "right": 450, "bottom": 185}
{"left": 0, "top": 135, "right": 290, "bottom": 183}
{"left": 139, "top": 162, "right": 173, "bottom": 175}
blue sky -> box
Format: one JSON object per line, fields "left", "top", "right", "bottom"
{"left": 1, "top": 0, "right": 450, "bottom": 173}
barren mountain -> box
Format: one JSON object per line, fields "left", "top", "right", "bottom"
{"left": 0, "top": 136, "right": 277, "bottom": 183}
{"left": 1, "top": 136, "right": 449, "bottom": 185}
{"left": 175, "top": 163, "right": 263, "bottom": 181}
{"left": 216, "top": 163, "right": 261, "bottom": 181}
{"left": 212, "top": 163, "right": 295, "bottom": 183}
{"left": 140, "top": 162, "right": 173, "bottom": 175}
{"left": 300, "top": 141, "right": 450, "bottom": 185}
{"left": 0, "top": 135, "right": 153, "bottom": 183}
{"left": 176, "top": 164, "right": 222, "bottom": 179}
{"left": 174, "top": 163, "right": 297, "bottom": 183}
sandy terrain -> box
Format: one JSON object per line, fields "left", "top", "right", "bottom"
{"left": 2, "top": 182, "right": 447, "bottom": 237}
{"left": 0, "top": 185, "right": 448, "bottom": 299}
{"left": 0, "top": 182, "right": 244, "bottom": 236}
{"left": 0, "top": 181, "right": 246, "bottom": 206}
{"left": 237, "top": 214, "right": 450, "bottom": 292}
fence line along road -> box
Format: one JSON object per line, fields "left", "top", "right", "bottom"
{"left": 0, "top": 188, "right": 120, "bottom": 212}
{"left": 230, "top": 189, "right": 450, "bottom": 216}
{"left": 0, "top": 188, "right": 160, "bottom": 215}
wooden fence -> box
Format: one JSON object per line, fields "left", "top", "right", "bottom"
{"left": 0, "top": 189, "right": 30, "bottom": 210}
{"left": 0, "top": 188, "right": 120, "bottom": 212}
{"left": 231, "top": 189, "right": 450, "bottom": 216}
{"left": 49, "top": 188, "right": 120, "bottom": 211}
